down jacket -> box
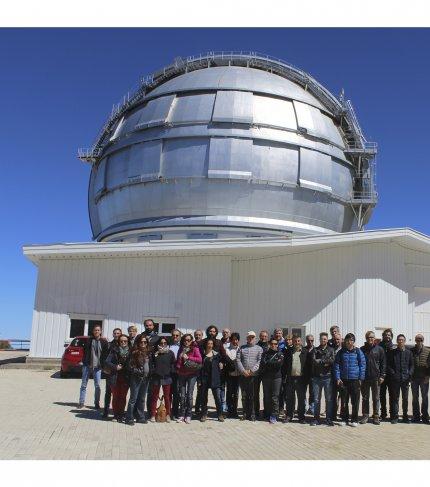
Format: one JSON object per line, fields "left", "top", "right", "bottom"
{"left": 334, "top": 347, "right": 366, "bottom": 381}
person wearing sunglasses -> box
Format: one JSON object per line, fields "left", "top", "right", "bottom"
{"left": 169, "top": 329, "right": 182, "bottom": 420}
{"left": 149, "top": 336, "right": 176, "bottom": 422}
{"left": 176, "top": 333, "right": 202, "bottom": 423}
{"left": 260, "top": 338, "right": 284, "bottom": 424}
{"left": 105, "top": 334, "right": 131, "bottom": 422}
{"left": 125, "top": 333, "right": 151, "bottom": 425}
{"left": 411, "top": 333, "right": 430, "bottom": 423}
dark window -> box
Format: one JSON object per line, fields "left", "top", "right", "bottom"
{"left": 152, "top": 322, "right": 160, "bottom": 333}
{"left": 282, "top": 328, "right": 289, "bottom": 338}
{"left": 291, "top": 327, "right": 304, "bottom": 339}
{"left": 70, "top": 319, "right": 85, "bottom": 338}
{"left": 162, "top": 323, "right": 176, "bottom": 334}
{"left": 70, "top": 337, "right": 88, "bottom": 348}
{"left": 88, "top": 320, "right": 103, "bottom": 336}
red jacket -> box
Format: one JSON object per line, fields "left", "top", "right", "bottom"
{"left": 176, "top": 343, "right": 202, "bottom": 376}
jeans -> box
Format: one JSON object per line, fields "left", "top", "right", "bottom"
{"left": 171, "top": 373, "right": 180, "bottom": 418}
{"left": 126, "top": 375, "right": 149, "bottom": 422}
{"left": 411, "top": 378, "right": 429, "bottom": 420}
{"left": 389, "top": 380, "right": 410, "bottom": 419}
{"left": 179, "top": 374, "right": 197, "bottom": 418}
{"left": 103, "top": 378, "right": 111, "bottom": 413}
{"left": 285, "top": 376, "right": 307, "bottom": 420}
{"left": 262, "top": 375, "right": 282, "bottom": 417}
{"left": 239, "top": 376, "right": 256, "bottom": 419}
{"left": 306, "top": 379, "right": 315, "bottom": 414}
{"left": 312, "top": 376, "right": 333, "bottom": 420}
{"left": 226, "top": 375, "right": 240, "bottom": 416}
{"left": 220, "top": 371, "right": 228, "bottom": 413}
{"left": 79, "top": 365, "right": 102, "bottom": 405}
{"left": 361, "top": 379, "right": 381, "bottom": 417}
{"left": 254, "top": 375, "right": 264, "bottom": 417}
{"left": 150, "top": 384, "right": 172, "bottom": 417}
{"left": 380, "top": 378, "right": 390, "bottom": 417}
{"left": 340, "top": 379, "right": 360, "bottom": 423}
{"left": 194, "top": 381, "right": 202, "bottom": 414}
{"left": 200, "top": 383, "right": 222, "bottom": 416}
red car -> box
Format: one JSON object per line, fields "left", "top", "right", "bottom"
{"left": 60, "top": 336, "right": 89, "bottom": 377}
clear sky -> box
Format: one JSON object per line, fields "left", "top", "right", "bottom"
{"left": 1, "top": 28, "right": 429, "bottom": 339}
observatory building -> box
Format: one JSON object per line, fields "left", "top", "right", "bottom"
{"left": 24, "top": 53, "right": 430, "bottom": 358}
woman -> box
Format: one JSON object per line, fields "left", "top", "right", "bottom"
{"left": 199, "top": 338, "right": 224, "bottom": 422}
{"left": 125, "top": 333, "right": 151, "bottom": 425}
{"left": 260, "top": 338, "right": 284, "bottom": 424}
{"left": 149, "top": 336, "right": 175, "bottom": 423}
{"left": 225, "top": 332, "right": 240, "bottom": 418}
{"left": 176, "top": 333, "right": 202, "bottom": 424}
{"left": 105, "top": 334, "right": 131, "bottom": 422}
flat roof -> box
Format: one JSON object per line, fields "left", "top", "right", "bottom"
{"left": 22, "top": 228, "right": 430, "bottom": 265}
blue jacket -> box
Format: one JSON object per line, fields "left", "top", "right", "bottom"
{"left": 334, "top": 347, "right": 366, "bottom": 381}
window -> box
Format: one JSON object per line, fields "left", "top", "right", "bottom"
{"left": 70, "top": 319, "right": 85, "bottom": 338}
{"left": 68, "top": 315, "right": 105, "bottom": 338}
{"left": 144, "top": 317, "right": 177, "bottom": 337}
{"left": 277, "top": 324, "right": 306, "bottom": 339}
{"left": 70, "top": 337, "right": 89, "bottom": 347}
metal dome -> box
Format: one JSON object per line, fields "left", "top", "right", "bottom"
{"left": 79, "top": 52, "right": 377, "bottom": 242}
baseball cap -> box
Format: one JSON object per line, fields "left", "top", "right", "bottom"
{"left": 247, "top": 330, "right": 256, "bottom": 337}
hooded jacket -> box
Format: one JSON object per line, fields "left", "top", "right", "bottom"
{"left": 360, "top": 343, "right": 386, "bottom": 380}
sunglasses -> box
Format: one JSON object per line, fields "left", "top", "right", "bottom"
{"left": 184, "top": 338, "right": 192, "bottom": 342}
{"left": 119, "top": 340, "right": 128, "bottom": 344}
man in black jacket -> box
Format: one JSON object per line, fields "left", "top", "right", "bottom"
{"left": 411, "top": 334, "right": 430, "bottom": 423}
{"left": 102, "top": 327, "right": 122, "bottom": 418}
{"left": 282, "top": 335, "right": 311, "bottom": 423}
{"left": 379, "top": 328, "right": 395, "bottom": 420}
{"left": 310, "top": 332, "right": 335, "bottom": 426}
{"left": 78, "top": 325, "right": 109, "bottom": 409}
{"left": 359, "top": 331, "right": 386, "bottom": 425}
{"left": 387, "top": 334, "right": 414, "bottom": 424}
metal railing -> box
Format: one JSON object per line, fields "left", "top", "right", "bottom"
{"left": 0, "top": 339, "right": 30, "bottom": 351}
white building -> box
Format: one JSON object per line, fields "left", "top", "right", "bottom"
{"left": 23, "top": 228, "right": 430, "bottom": 358}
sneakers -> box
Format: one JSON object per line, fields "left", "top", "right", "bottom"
{"left": 349, "top": 422, "right": 358, "bottom": 427}
{"left": 359, "top": 415, "right": 369, "bottom": 425}
{"left": 325, "top": 420, "right": 335, "bottom": 427}
{"left": 200, "top": 415, "right": 207, "bottom": 422}
{"left": 269, "top": 416, "right": 277, "bottom": 424}
{"left": 126, "top": 419, "right": 135, "bottom": 426}
{"left": 150, "top": 417, "right": 156, "bottom": 423}
{"left": 184, "top": 417, "right": 191, "bottom": 424}
{"left": 338, "top": 421, "right": 346, "bottom": 427}
{"left": 176, "top": 416, "right": 184, "bottom": 423}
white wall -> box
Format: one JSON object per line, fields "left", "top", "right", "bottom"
{"left": 29, "top": 239, "right": 430, "bottom": 358}
{"left": 30, "top": 254, "right": 231, "bottom": 357}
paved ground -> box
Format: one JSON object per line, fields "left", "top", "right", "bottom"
{"left": 1, "top": 368, "right": 430, "bottom": 460}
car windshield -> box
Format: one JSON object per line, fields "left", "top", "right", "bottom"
{"left": 70, "top": 338, "right": 87, "bottom": 347}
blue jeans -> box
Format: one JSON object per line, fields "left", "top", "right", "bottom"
{"left": 79, "top": 365, "right": 102, "bottom": 405}
{"left": 312, "top": 376, "right": 333, "bottom": 420}
{"left": 178, "top": 375, "right": 197, "bottom": 418}
{"left": 126, "top": 375, "right": 149, "bottom": 422}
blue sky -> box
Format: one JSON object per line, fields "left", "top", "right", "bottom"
{"left": 1, "top": 28, "right": 429, "bottom": 339}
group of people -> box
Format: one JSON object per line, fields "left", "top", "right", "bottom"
{"left": 77, "top": 321, "right": 430, "bottom": 426}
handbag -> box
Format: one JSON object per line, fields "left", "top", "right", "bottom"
{"left": 156, "top": 395, "right": 167, "bottom": 422}
{"left": 184, "top": 359, "right": 202, "bottom": 370}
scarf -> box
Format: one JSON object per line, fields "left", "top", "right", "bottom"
{"left": 156, "top": 345, "right": 170, "bottom": 355}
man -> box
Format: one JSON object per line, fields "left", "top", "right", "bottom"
{"left": 236, "top": 331, "right": 263, "bottom": 421}
{"left": 102, "top": 327, "right": 122, "bottom": 418}
{"left": 170, "top": 329, "right": 182, "bottom": 419}
{"left": 334, "top": 333, "right": 366, "bottom": 427}
{"left": 194, "top": 329, "right": 204, "bottom": 343}
{"left": 328, "top": 325, "right": 340, "bottom": 348}
{"left": 220, "top": 328, "right": 231, "bottom": 413}
{"left": 359, "top": 331, "right": 386, "bottom": 425}
{"left": 143, "top": 319, "right": 158, "bottom": 346}
{"left": 379, "top": 328, "right": 395, "bottom": 420}
{"left": 128, "top": 325, "right": 138, "bottom": 347}
{"left": 273, "top": 328, "right": 286, "bottom": 352}
{"left": 78, "top": 325, "right": 109, "bottom": 409}
{"left": 305, "top": 334, "right": 315, "bottom": 415}
{"left": 282, "top": 335, "right": 311, "bottom": 424}
{"left": 310, "top": 332, "right": 335, "bottom": 426}
{"left": 285, "top": 334, "right": 293, "bottom": 351}
{"left": 254, "top": 330, "right": 270, "bottom": 418}
{"left": 387, "top": 334, "right": 414, "bottom": 424}
{"left": 225, "top": 332, "right": 241, "bottom": 418}
{"left": 332, "top": 332, "right": 343, "bottom": 420}
{"left": 199, "top": 325, "right": 226, "bottom": 357}
{"left": 411, "top": 334, "right": 430, "bottom": 423}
